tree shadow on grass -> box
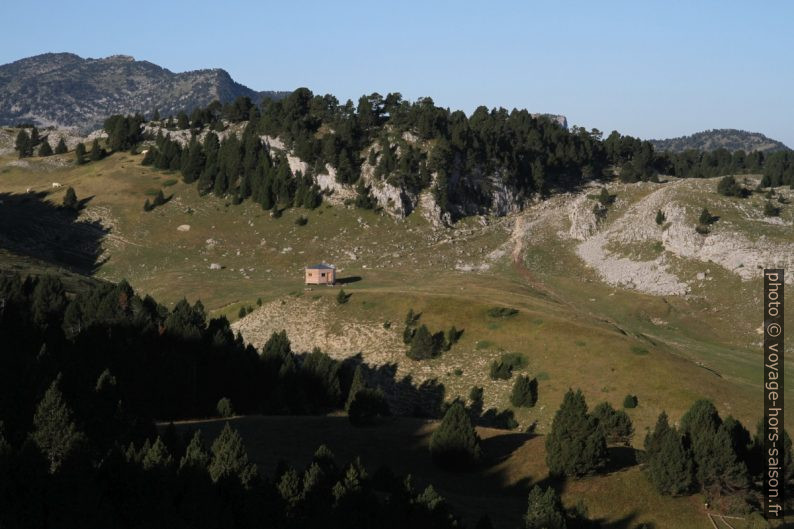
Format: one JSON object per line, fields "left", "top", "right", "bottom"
{"left": 336, "top": 275, "right": 362, "bottom": 285}
{"left": 0, "top": 192, "right": 108, "bottom": 275}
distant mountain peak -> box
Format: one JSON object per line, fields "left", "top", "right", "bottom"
{"left": 0, "top": 52, "right": 289, "bottom": 132}
{"left": 649, "top": 128, "right": 790, "bottom": 153}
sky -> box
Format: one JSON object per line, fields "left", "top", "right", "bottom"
{"left": 2, "top": 0, "right": 793, "bottom": 146}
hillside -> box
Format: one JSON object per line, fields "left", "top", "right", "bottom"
{"left": 0, "top": 135, "right": 791, "bottom": 527}
{"left": 649, "top": 128, "right": 790, "bottom": 153}
{"left": 0, "top": 53, "right": 289, "bottom": 131}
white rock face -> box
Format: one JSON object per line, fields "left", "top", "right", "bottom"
{"left": 567, "top": 178, "right": 794, "bottom": 295}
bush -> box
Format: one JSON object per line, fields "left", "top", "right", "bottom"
{"left": 655, "top": 209, "right": 665, "bottom": 225}
{"left": 717, "top": 175, "right": 745, "bottom": 197}
{"left": 217, "top": 397, "right": 235, "bottom": 418}
{"left": 238, "top": 307, "right": 247, "bottom": 318}
{"left": 336, "top": 289, "right": 350, "bottom": 304}
{"left": 764, "top": 201, "right": 781, "bottom": 217}
{"left": 62, "top": 187, "right": 79, "bottom": 211}
{"left": 695, "top": 224, "right": 710, "bottom": 235}
{"left": 597, "top": 187, "right": 614, "bottom": 206}
{"left": 143, "top": 199, "right": 153, "bottom": 212}
{"left": 162, "top": 178, "right": 178, "bottom": 187}
{"left": 510, "top": 375, "right": 538, "bottom": 408}
{"left": 429, "top": 401, "right": 481, "bottom": 470}
{"left": 486, "top": 307, "right": 519, "bottom": 318}
{"left": 407, "top": 324, "right": 444, "bottom": 360}
{"left": 488, "top": 352, "right": 527, "bottom": 380}
{"left": 699, "top": 208, "right": 714, "bottom": 225}
{"left": 348, "top": 388, "right": 390, "bottom": 426}
{"left": 295, "top": 215, "right": 308, "bottom": 226}
{"left": 623, "top": 394, "right": 638, "bottom": 408}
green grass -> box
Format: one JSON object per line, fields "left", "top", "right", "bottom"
{"left": 1, "top": 152, "right": 792, "bottom": 526}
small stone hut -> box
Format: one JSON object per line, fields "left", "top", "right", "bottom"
{"left": 305, "top": 263, "right": 336, "bottom": 285}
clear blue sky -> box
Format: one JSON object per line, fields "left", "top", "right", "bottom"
{"left": 3, "top": 0, "right": 793, "bottom": 146}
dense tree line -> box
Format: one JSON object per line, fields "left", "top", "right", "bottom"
{"left": 79, "top": 89, "right": 785, "bottom": 221}
{"left": 643, "top": 399, "right": 793, "bottom": 507}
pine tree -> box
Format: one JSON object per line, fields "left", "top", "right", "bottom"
{"left": 524, "top": 485, "right": 566, "bottom": 529}
{"left": 407, "top": 324, "right": 437, "bottom": 360}
{"left": 209, "top": 422, "right": 257, "bottom": 488}
{"left": 38, "top": 140, "right": 53, "bottom": 157}
{"left": 680, "top": 399, "right": 748, "bottom": 492}
{"left": 591, "top": 401, "right": 633, "bottom": 445}
{"left": 699, "top": 208, "right": 713, "bottom": 225}
{"left": 216, "top": 398, "right": 234, "bottom": 418}
{"left": 429, "top": 400, "right": 480, "bottom": 469}
{"left": 348, "top": 388, "right": 390, "bottom": 426}
{"left": 655, "top": 209, "right": 665, "bottom": 225}
{"left": 179, "top": 430, "right": 209, "bottom": 471}
{"left": 31, "top": 275, "right": 68, "bottom": 327}
{"left": 644, "top": 412, "right": 694, "bottom": 495}
{"left": 336, "top": 289, "right": 350, "bottom": 304}
{"left": 31, "top": 376, "right": 85, "bottom": 472}
{"left": 545, "top": 389, "right": 608, "bottom": 477}
{"left": 90, "top": 139, "right": 104, "bottom": 161}
{"left": 63, "top": 186, "right": 79, "bottom": 211}
{"left": 75, "top": 142, "right": 86, "bottom": 165}
{"left": 510, "top": 375, "right": 538, "bottom": 408}
{"left": 143, "top": 436, "right": 174, "bottom": 470}
{"left": 54, "top": 137, "right": 68, "bottom": 154}
{"left": 15, "top": 129, "right": 32, "bottom": 158}
{"left": 345, "top": 365, "right": 366, "bottom": 411}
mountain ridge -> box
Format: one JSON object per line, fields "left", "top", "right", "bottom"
{"left": 649, "top": 128, "right": 790, "bottom": 153}
{"left": 0, "top": 52, "right": 290, "bottom": 132}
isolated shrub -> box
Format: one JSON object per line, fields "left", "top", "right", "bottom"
{"left": 591, "top": 401, "right": 633, "bottom": 445}
{"left": 62, "top": 187, "right": 79, "bottom": 211}
{"left": 487, "top": 307, "right": 519, "bottom": 318}
{"left": 295, "top": 215, "right": 308, "bottom": 226}
{"left": 429, "top": 401, "right": 480, "bottom": 470}
{"left": 153, "top": 190, "right": 167, "bottom": 206}
{"left": 256, "top": 297, "right": 262, "bottom": 306}
{"left": 348, "top": 388, "right": 390, "bottom": 426}
{"left": 488, "top": 352, "right": 527, "bottom": 380}
{"left": 238, "top": 307, "right": 247, "bottom": 318}
{"left": 717, "top": 175, "right": 744, "bottom": 197}
{"left": 597, "top": 187, "right": 614, "bottom": 206}
{"left": 699, "top": 208, "right": 714, "bottom": 225}
{"left": 445, "top": 326, "right": 463, "bottom": 348}
{"left": 336, "top": 289, "right": 350, "bottom": 304}
{"left": 407, "top": 324, "right": 443, "bottom": 360}
{"left": 764, "top": 201, "right": 781, "bottom": 217}
{"left": 545, "top": 389, "right": 607, "bottom": 477}
{"left": 655, "top": 209, "right": 665, "bottom": 225}
{"left": 489, "top": 360, "right": 512, "bottom": 380}
{"left": 695, "top": 224, "right": 710, "bottom": 235}
{"left": 405, "top": 308, "right": 420, "bottom": 326}
{"left": 510, "top": 375, "right": 538, "bottom": 408}
{"left": 623, "top": 394, "right": 638, "bottom": 408}
{"left": 216, "top": 398, "right": 234, "bottom": 418}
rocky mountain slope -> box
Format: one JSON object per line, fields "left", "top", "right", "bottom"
{"left": 649, "top": 128, "right": 789, "bottom": 153}
{"left": 0, "top": 53, "right": 288, "bottom": 132}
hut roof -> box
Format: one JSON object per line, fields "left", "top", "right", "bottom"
{"left": 306, "top": 263, "right": 335, "bottom": 270}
